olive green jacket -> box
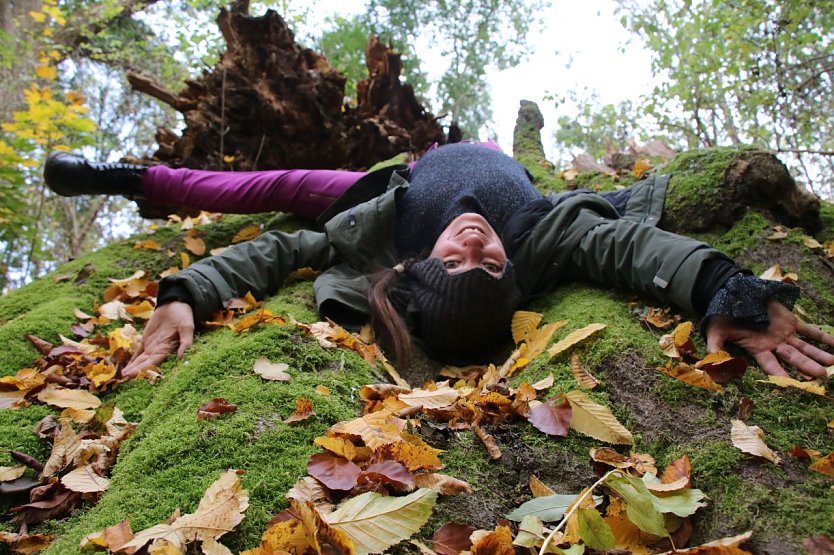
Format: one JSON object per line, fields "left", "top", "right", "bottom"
{"left": 161, "top": 171, "right": 728, "bottom": 325}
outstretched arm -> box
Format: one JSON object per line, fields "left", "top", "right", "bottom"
{"left": 706, "top": 300, "right": 834, "bottom": 379}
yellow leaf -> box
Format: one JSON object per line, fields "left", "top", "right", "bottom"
{"left": 134, "top": 239, "right": 162, "bottom": 250}
{"left": 512, "top": 310, "right": 543, "bottom": 344}
{"left": 759, "top": 264, "right": 797, "bottom": 283}
{"left": 525, "top": 320, "right": 568, "bottom": 360}
{"left": 398, "top": 384, "right": 459, "bottom": 409}
{"left": 529, "top": 475, "right": 556, "bottom": 497}
{"left": 564, "top": 390, "right": 633, "bottom": 445}
{"left": 223, "top": 155, "right": 235, "bottom": 163}
{"left": 29, "top": 10, "right": 46, "bottom": 22}
{"left": 657, "top": 362, "right": 724, "bottom": 392}
{"left": 315, "top": 385, "right": 330, "bottom": 396}
{"left": 329, "top": 410, "right": 404, "bottom": 451}
{"left": 632, "top": 158, "right": 653, "bottom": 178}
{"left": 730, "top": 419, "right": 781, "bottom": 465}
{"left": 314, "top": 436, "right": 359, "bottom": 461}
{"left": 37, "top": 386, "right": 101, "bottom": 410}
{"left": 83, "top": 361, "right": 117, "bottom": 388}
{"left": 180, "top": 252, "right": 190, "bottom": 269}
{"left": 232, "top": 225, "right": 263, "bottom": 243}
{"left": 547, "top": 323, "right": 606, "bottom": 360}
{"left": 802, "top": 236, "right": 823, "bottom": 250}
{"left": 184, "top": 235, "right": 206, "bottom": 256}
{"left": 757, "top": 376, "right": 825, "bottom": 396}
{"left": 61, "top": 407, "right": 96, "bottom": 424}
{"left": 36, "top": 64, "right": 57, "bottom": 79}
{"left": 61, "top": 465, "right": 110, "bottom": 493}
{"left": 323, "top": 489, "right": 437, "bottom": 555}
{"left": 0, "top": 465, "right": 26, "bottom": 481}
{"left": 656, "top": 530, "right": 752, "bottom": 554}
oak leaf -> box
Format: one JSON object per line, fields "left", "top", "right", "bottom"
{"left": 323, "top": 488, "right": 437, "bottom": 555}
{"left": 730, "top": 419, "right": 782, "bottom": 465}
{"left": 565, "top": 390, "right": 633, "bottom": 445}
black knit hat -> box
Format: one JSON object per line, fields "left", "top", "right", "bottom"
{"left": 405, "top": 258, "right": 522, "bottom": 364}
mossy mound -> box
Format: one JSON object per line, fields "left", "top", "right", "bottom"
{"left": 1, "top": 146, "right": 833, "bottom": 555}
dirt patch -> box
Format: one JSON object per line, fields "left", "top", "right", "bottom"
{"left": 599, "top": 352, "right": 725, "bottom": 444}
{"left": 426, "top": 424, "right": 596, "bottom": 531}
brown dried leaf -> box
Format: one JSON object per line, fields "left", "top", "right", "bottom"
{"left": 0, "top": 466, "right": 26, "bottom": 482}
{"left": 695, "top": 351, "right": 747, "bottom": 383}
{"left": 760, "top": 263, "right": 797, "bottom": 283}
{"left": 79, "top": 519, "right": 134, "bottom": 552}
{"left": 197, "top": 398, "right": 237, "bottom": 421}
{"left": 286, "top": 476, "right": 334, "bottom": 513}
{"left": 547, "top": 323, "right": 605, "bottom": 360}
{"left": 433, "top": 522, "right": 476, "bottom": 555}
{"left": 470, "top": 524, "right": 514, "bottom": 555}
{"left": 307, "top": 453, "right": 361, "bottom": 491}
{"left": 328, "top": 410, "right": 405, "bottom": 451}
{"left": 730, "top": 419, "right": 782, "bottom": 465}
{"left": 660, "top": 454, "right": 692, "bottom": 489}
{"left": 802, "top": 236, "right": 824, "bottom": 250}
{"left": 284, "top": 397, "right": 315, "bottom": 423}
{"left": 0, "top": 531, "right": 55, "bottom": 554}
{"left": 804, "top": 534, "right": 834, "bottom": 555}
{"left": 643, "top": 306, "right": 677, "bottom": 329}
{"left": 252, "top": 358, "right": 292, "bottom": 381}
{"left": 657, "top": 530, "right": 752, "bottom": 554}
{"left": 659, "top": 321, "right": 696, "bottom": 358}
{"left": 473, "top": 424, "right": 501, "bottom": 459}
{"left": 37, "top": 387, "right": 102, "bottom": 410}
{"left": 570, "top": 353, "right": 600, "bottom": 389}
{"left": 398, "top": 385, "right": 459, "bottom": 410}
{"left": 413, "top": 473, "right": 471, "bottom": 495}
{"left": 359, "top": 460, "right": 416, "bottom": 492}
{"left": 61, "top": 465, "right": 110, "bottom": 493}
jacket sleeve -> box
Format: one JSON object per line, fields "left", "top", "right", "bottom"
{"left": 159, "top": 229, "right": 334, "bottom": 322}
{"left": 564, "top": 209, "right": 732, "bottom": 314}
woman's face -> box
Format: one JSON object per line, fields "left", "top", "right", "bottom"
{"left": 429, "top": 213, "right": 507, "bottom": 277}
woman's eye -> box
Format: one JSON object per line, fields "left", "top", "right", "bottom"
{"left": 483, "top": 262, "right": 500, "bottom": 272}
{"left": 443, "top": 260, "right": 460, "bottom": 269}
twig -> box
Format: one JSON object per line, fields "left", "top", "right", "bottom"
{"left": 774, "top": 148, "right": 834, "bottom": 157}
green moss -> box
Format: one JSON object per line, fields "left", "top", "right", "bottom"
{"left": 694, "top": 210, "right": 771, "bottom": 262}
{"left": 818, "top": 200, "right": 834, "bottom": 243}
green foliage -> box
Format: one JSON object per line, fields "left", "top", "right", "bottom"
{"left": 617, "top": 0, "right": 834, "bottom": 197}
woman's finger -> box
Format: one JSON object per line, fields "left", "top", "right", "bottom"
{"left": 774, "top": 343, "right": 827, "bottom": 379}
{"left": 788, "top": 335, "right": 834, "bottom": 366}
{"left": 753, "top": 350, "right": 790, "bottom": 377}
{"left": 796, "top": 320, "right": 834, "bottom": 349}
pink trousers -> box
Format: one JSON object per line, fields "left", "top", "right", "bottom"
{"left": 141, "top": 141, "right": 502, "bottom": 219}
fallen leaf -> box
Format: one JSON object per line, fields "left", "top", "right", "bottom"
{"left": 730, "top": 419, "right": 782, "bottom": 465}
{"left": 760, "top": 264, "right": 797, "bottom": 283}
{"left": 507, "top": 492, "right": 589, "bottom": 522}
{"left": 809, "top": 453, "right": 834, "bottom": 477}
{"left": 197, "top": 398, "right": 237, "bottom": 421}
{"left": 315, "top": 385, "right": 330, "bottom": 396}
{"left": 286, "top": 476, "right": 334, "bottom": 513}
{"left": 529, "top": 475, "right": 555, "bottom": 497}
{"left": 660, "top": 454, "right": 692, "bottom": 489}
{"left": 473, "top": 423, "right": 501, "bottom": 459}
{"left": 658, "top": 362, "right": 724, "bottom": 392}
{"left": 657, "top": 530, "right": 752, "bottom": 554}
{"left": 570, "top": 353, "right": 600, "bottom": 389}
{"left": 323, "top": 488, "right": 437, "bottom": 555}
{"left": 643, "top": 307, "right": 676, "bottom": 329}
{"left": 0, "top": 466, "right": 26, "bottom": 482}
{"left": 359, "top": 460, "right": 416, "bottom": 492}
{"left": 329, "top": 410, "right": 404, "bottom": 451}
{"left": 0, "top": 531, "right": 54, "bottom": 554}
{"left": 788, "top": 445, "right": 822, "bottom": 460}
{"left": 469, "top": 524, "right": 515, "bottom": 555}
{"left": 134, "top": 239, "right": 163, "bottom": 250}
{"left": 767, "top": 226, "right": 789, "bottom": 240}
{"left": 79, "top": 519, "right": 134, "bottom": 552}
{"left": 252, "top": 358, "right": 292, "bottom": 381}
{"left": 547, "top": 323, "right": 606, "bottom": 360}
{"left": 307, "top": 453, "right": 361, "bottom": 491}
{"left": 232, "top": 225, "right": 263, "bottom": 243}
{"left": 184, "top": 235, "right": 206, "bottom": 256}
{"left": 804, "top": 534, "right": 834, "bottom": 555}
{"left": 527, "top": 395, "right": 571, "bottom": 437}
{"left": 603, "top": 474, "right": 667, "bottom": 537}
{"left": 399, "top": 385, "right": 459, "bottom": 409}
{"left": 590, "top": 448, "right": 657, "bottom": 476}
{"left": 565, "top": 390, "right": 633, "bottom": 445}
{"left": 659, "top": 321, "right": 696, "bottom": 358}
{"left": 511, "top": 311, "right": 543, "bottom": 344}
{"left": 284, "top": 397, "right": 315, "bottom": 423}
{"left": 61, "top": 465, "right": 110, "bottom": 493}
{"left": 413, "top": 473, "right": 471, "bottom": 495}
{"left": 802, "top": 236, "right": 823, "bottom": 250}
{"left": 432, "top": 522, "right": 475, "bottom": 555}
{"left": 757, "top": 375, "right": 826, "bottom": 396}
{"left": 37, "top": 387, "right": 101, "bottom": 410}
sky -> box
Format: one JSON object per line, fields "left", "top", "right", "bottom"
{"left": 311, "top": 0, "right": 657, "bottom": 162}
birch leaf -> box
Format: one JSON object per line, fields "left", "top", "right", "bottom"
{"left": 61, "top": 465, "right": 109, "bottom": 492}
{"left": 757, "top": 376, "right": 826, "bottom": 396}
{"left": 730, "top": 419, "right": 782, "bottom": 465}
{"left": 323, "top": 488, "right": 437, "bottom": 555}
{"left": 37, "top": 387, "right": 101, "bottom": 410}
{"left": 565, "top": 390, "right": 633, "bottom": 445}
{"left": 547, "top": 323, "right": 606, "bottom": 360}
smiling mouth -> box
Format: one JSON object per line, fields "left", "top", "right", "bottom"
{"left": 456, "top": 226, "right": 487, "bottom": 238}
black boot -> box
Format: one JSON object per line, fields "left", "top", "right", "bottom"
{"left": 44, "top": 151, "right": 146, "bottom": 198}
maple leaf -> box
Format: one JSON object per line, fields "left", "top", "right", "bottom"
{"left": 730, "top": 419, "right": 782, "bottom": 465}
{"left": 323, "top": 488, "right": 437, "bottom": 555}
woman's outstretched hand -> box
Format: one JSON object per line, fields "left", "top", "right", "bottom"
{"left": 706, "top": 300, "right": 834, "bottom": 379}
{"left": 122, "top": 301, "right": 195, "bottom": 378}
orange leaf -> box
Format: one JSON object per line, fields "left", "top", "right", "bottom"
{"left": 570, "top": 353, "right": 600, "bottom": 389}
{"left": 470, "top": 524, "right": 514, "bottom": 555}
{"left": 232, "top": 225, "right": 263, "bottom": 243}
{"left": 809, "top": 453, "right": 834, "bottom": 477}
{"left": 183, "top": 235, "right": 206, "bottom": 256}
{"left": 658, "top": 361, "right": 724, "bottom": 392}
{"left": 695, "top": 351, "right": 747, "bottom": 383}
{"left": 284, "top": 397, "right": 315, "bottom": 423}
